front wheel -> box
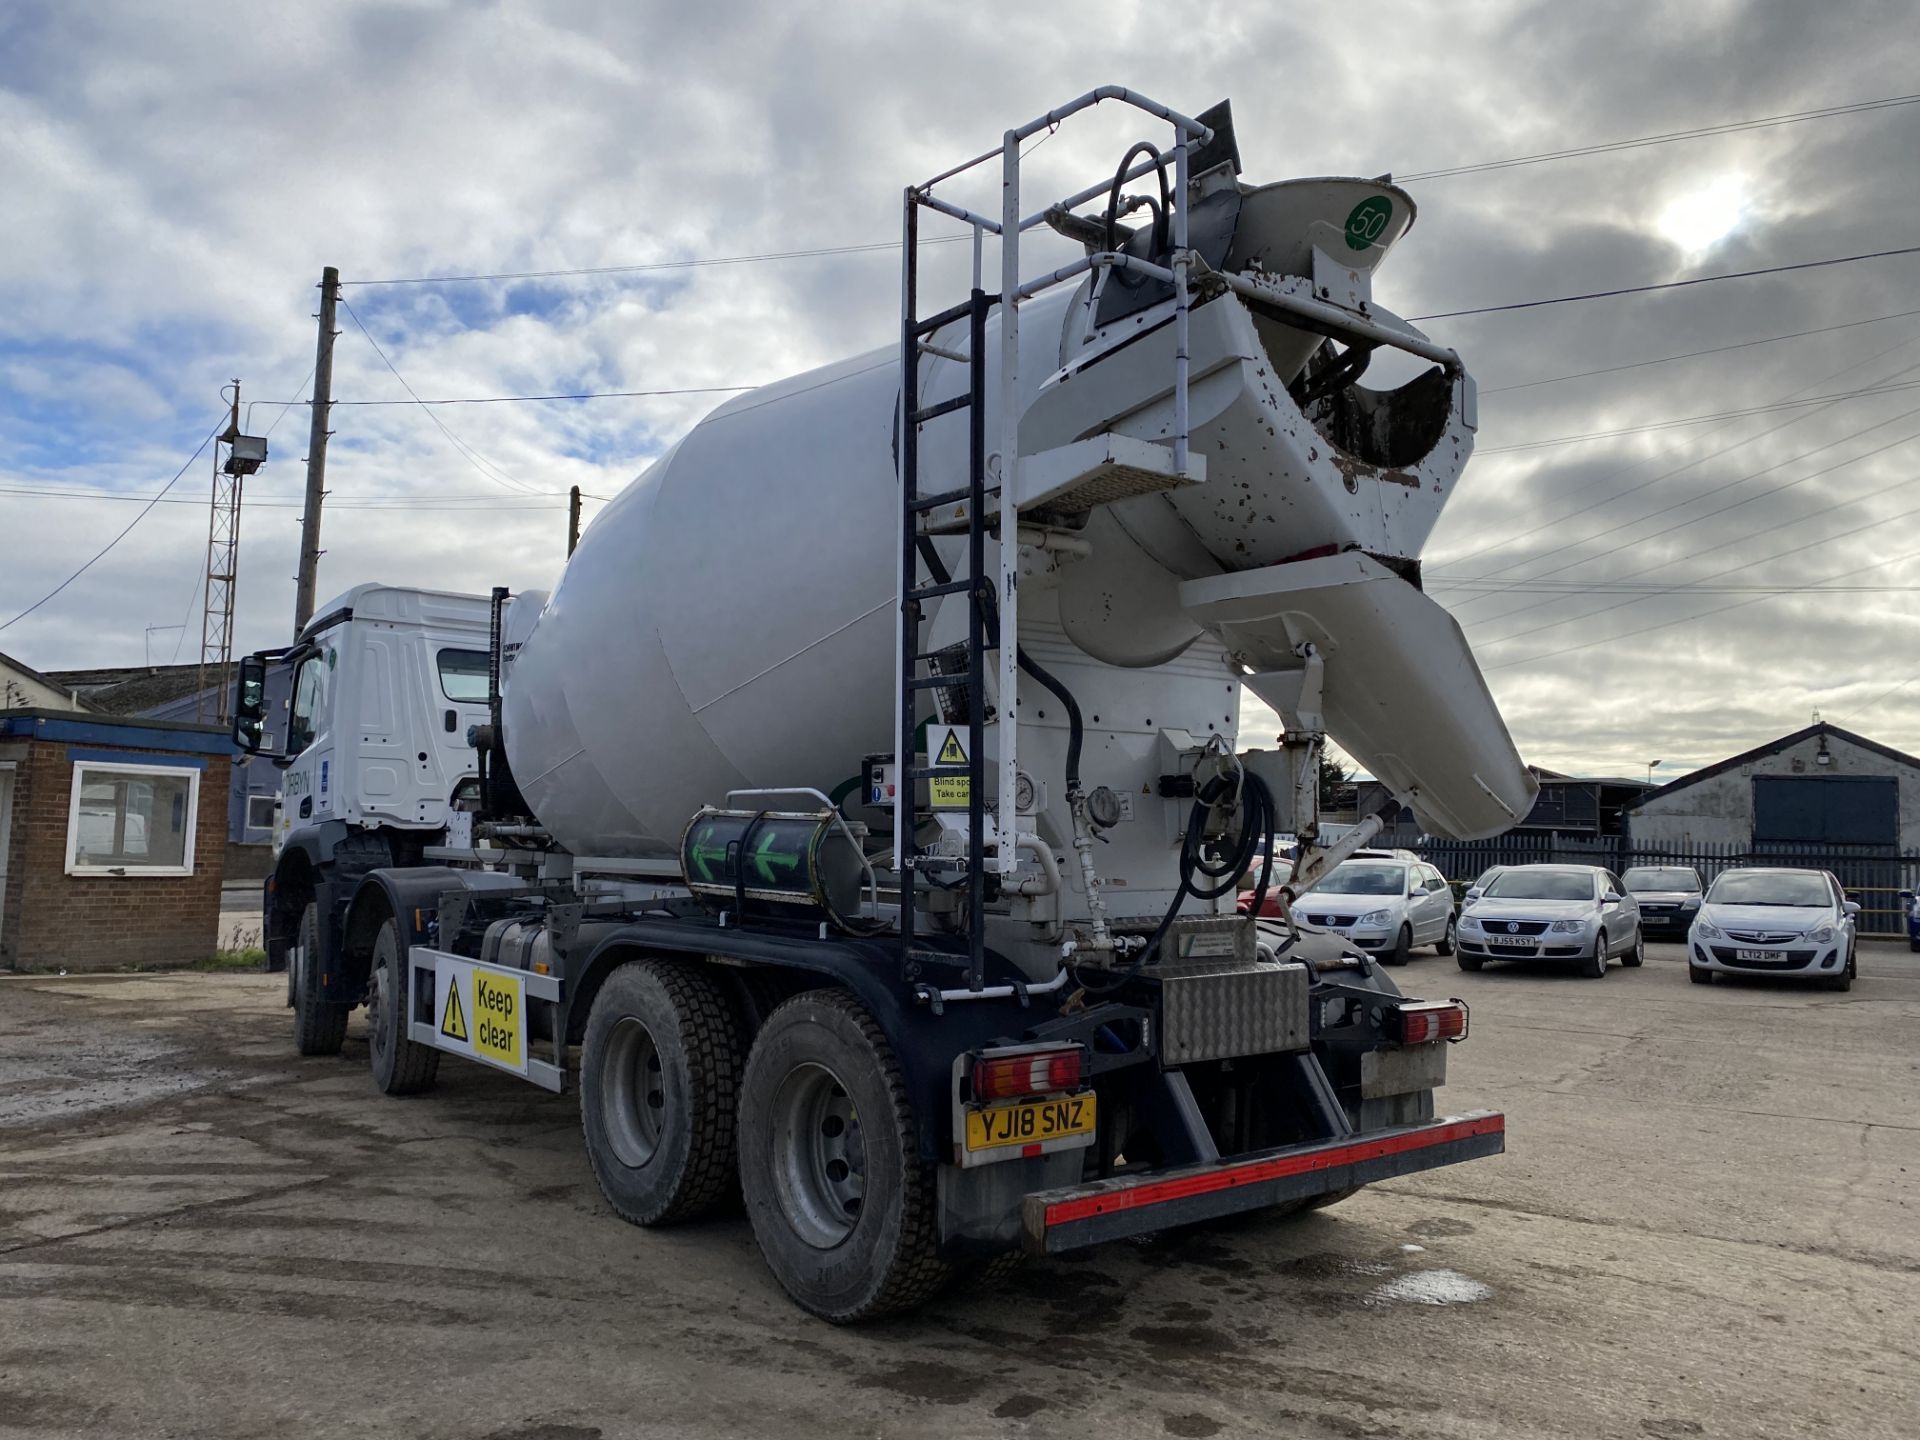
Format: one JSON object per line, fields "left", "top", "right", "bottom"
{"left": 1384, "top": 924, "right": 1412, "bottom": 967}
{"left": 738, "top": 989, "right": 949, "bottom": 1322}
{"left": 1622, "top": 931, "right": 1644, "bottom": 968}
{"left": 291, "top": 901, "right": 349, "bottom": 1056}
{"left": 1436, "top": 916, "right": 1457, "bottom": 957}
{"left": 1689, "top": 965, "right": 1714, "bottom": 985}
{"left": 1584, "top": 930, "right": 1609, "bottom": 979}
{"left": 1456, "top": 951, "right": 1485, "bottom": 972}
{"left": 580, "top": 959, "right": 745, "bottom": 1226}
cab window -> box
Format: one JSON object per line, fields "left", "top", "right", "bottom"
{"left": 437, "top": 649, "right": 491, "bottom": 703}
{"left": 287, "top": 655, "right": 328, "bottom": 756}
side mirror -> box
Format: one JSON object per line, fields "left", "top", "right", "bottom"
{"left": 1603, "top": 891, "right": 1622, "bottom": 904}
{"left": 1843, "top": 900, "right": 1862, "bottom": 917}
{"left": 232, "top": 654, "right": 270, "bottom": 754}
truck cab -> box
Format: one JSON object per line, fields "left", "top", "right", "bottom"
{"left": 236, "top": 583, "right": 495, "bottom": 982}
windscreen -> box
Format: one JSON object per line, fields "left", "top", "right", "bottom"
{"left": 1623, "top": 867, "right": 1700, "bottom": 893}
{"left": 1308, "top": 862, "right": 1405, "bottom": 897}
{"left": 1485, "top": 868, "right": 1595, "bottom": 901}
{"left": 1707, "top": 871, "right": 1831, "bottom": 907}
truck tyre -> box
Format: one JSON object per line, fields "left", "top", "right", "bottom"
{"left": 1385, "top": 924, "right": 1412, "bottom": 966}
{"left": 1584, "top": 931, "right": 1609, "bottom": 979}
{"left": 738, "top": 989, "right": 949, "bottom": 1322}
{"left": 292, "top": 902, "right": 349, "bottom": 1056}
{"left": 580, "top": 960, "right": 743, "bottom": 1226}
{"left": 368, "top": 918, "right": 439, "bottom": 1095}
{"left": 1436, "top": 916, "right": 1457, "bottom": 956}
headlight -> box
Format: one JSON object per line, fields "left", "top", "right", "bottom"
{"left": 1694, "top": 920, "right": 1722, "bottom": 939}
{"left": 1358, "top": 909, "right": 1392, "bottom": 927}
{"left": 1549, "top": 919, "right": 1586, "bottom": 933}
{"left": 1806, "top": 924, "right": 1834, "bottom": 943}
{"left": 1459, "top": 914, "right": 1481, "bottom": 930}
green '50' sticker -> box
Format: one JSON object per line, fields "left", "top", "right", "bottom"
{"left": 1344, "top": 195, "right": 1393, "bottom": 252}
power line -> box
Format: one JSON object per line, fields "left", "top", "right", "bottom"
{"left": 1475, "top": 379, "right": 1920, "bottom": 454}
{"left": 338, "top": 298, "right": 542, "bottom": 494}
{"left": 0, "top": 484, "right": 570, "bottom": 510}
{"left": 0, "top": 420, "right": 222, "bottom": 635}
{"left": 1463, "top": 416, "right": 1920, "bottom": 643}
{"left": 1432, "top": 331, "right": 1920, "bottom": 582}
{"left": 347, "top": 236, "right": 970, "bottom": 288}
{"left": 322, "top": 386, "right": 758, "bottom": 406}
{"left": 1397, "top": 92, "right": 1920, "bottom": 182}
{"left": 1408, "top": 245, "right": 1920, "bottom": 323}
{"left": 1480, "top": 307, "right": 1920, "bottom": 395}
{"left": 1484, "top": 540, "right": 1920, "bottom": 673}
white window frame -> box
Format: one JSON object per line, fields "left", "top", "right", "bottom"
{"left": 245, "top": 792, "right": 279, "bottom": 832}
{"left": 65, "top": 760, "right": 201, "bottom": 877}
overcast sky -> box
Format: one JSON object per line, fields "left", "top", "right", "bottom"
{"left": 3, "top": 0, "right": 1918, "bottom": 784}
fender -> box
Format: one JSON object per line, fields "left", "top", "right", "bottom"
{"left": 341, "top": 866, "right": 532, "bottom": 997}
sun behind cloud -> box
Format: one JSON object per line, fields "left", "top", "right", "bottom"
{"left": 1656, "top": 173, "right": 1750, "bottom": 254}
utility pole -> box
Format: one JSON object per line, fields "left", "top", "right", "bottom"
{"left": 294, "top": 265, "right": 340, "bottom": 635}
{"left": 568, "top": 485, "right": 582, "bottom": 556}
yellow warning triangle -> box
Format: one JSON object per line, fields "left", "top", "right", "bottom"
{"left": 440, "top": 980, "right": 469, "bottom": 1042}
{"left": 936, "top": 729, "right": 968, "bottom": 765}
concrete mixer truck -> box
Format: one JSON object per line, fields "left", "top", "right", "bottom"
{"left": 234, "top": 88, "right": 1535, "bottom": 1321}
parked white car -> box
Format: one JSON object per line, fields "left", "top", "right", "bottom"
{"left": 1688, "top": 867, "right": 1859, "bottom": 990}
{"left": 1292, "top": 858, "right": 1457, "bottom": 964}
{"left": 1457, "top": 864, "right": 1642, "bottom": 977}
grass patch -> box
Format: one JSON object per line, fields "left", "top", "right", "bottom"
{"left": 196, "top": 946, "right": 268, "bottom": 972}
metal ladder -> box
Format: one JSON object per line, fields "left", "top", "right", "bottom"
{"left": 895, "top": 88, "right": 1217, "bottom": 993}
{"left": 896, "top": 213, "right": 993, "bottom": 990}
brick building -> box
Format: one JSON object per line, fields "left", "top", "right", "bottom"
{"left": 0, "top": 709, "right": 230, "bottom": 971}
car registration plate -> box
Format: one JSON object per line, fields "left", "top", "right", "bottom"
{"left": 1488, "top": 938, "right": 1534, "bottom": 951}
{"left": 1735, "top": 948, "right": 1786, "bottom": 963}
{"left": 964, "top": 1093, "right": 1096, "bottom": 1155}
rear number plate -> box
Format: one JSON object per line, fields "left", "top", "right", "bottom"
{"left": 965, "top": 1094, "right": 1096, "bottom": 1154}
{"left": 1736, "top": 948, "right": 1786, "bottom": 963}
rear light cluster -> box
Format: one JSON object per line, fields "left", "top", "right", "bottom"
{"left": 1393, "top": 1000, "right": 1469, "bottom": 1045}
{"left": 971, "top": 1046, "right": 1086, "bottom": 1101}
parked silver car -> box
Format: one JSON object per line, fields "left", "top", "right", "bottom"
{"left": 1688, "top": 867, "right": 1859, "bottom": 990}
{"left": 1457, "top": 864, "right": 1643, "bottom": 977}
{"left": 1292, "top": 858, "right": 1457, "bottom": 965}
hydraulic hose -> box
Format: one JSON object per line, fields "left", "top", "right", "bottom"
{"left": 1102, "top": 141, "right": 1172, "bottom": 266}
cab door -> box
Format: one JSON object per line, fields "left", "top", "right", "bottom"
{"left": 280, "top": 648, "right": 335, "bottom": 838}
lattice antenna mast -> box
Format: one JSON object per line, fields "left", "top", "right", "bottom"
{"left": 196, "top": 381, "right": 268, "bottom": 722}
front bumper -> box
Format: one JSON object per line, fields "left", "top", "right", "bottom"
{"left": 1690, "top": 939, "right": 1843, "bottom": 977}
{"left": 1021, "top": 1111, "right": 1505, "bottom": 1254}
{"left": 1457, "top": 932, "right": 1591, "bottom": 962}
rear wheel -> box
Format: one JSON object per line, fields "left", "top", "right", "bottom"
{"left": 580, "top": 960, "right": 745, "bottom": 1226}
{"left": 1584, "top": 930, "right": 1609, "bottom": 979}
{"left": 1622, "top": 930, "right": 1644, "bottom": 968}
{"left": 291, "top": 902, "right": 349, "bottom": 1056}
{"left": 738, "top": 989, "right": 949, "bottom": 1322}
{"left": 1436, "top": 916, "right": 1457, "bottom": 957}
{"left": 368, "top": 918, "right": 439, "bottom": 1095}
{"left": 1385, "top": 924, "right": 1412, "bottom": 966}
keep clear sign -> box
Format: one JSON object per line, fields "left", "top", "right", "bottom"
{"left": 433, "top": 957, "right": 528, "bottom": 1076}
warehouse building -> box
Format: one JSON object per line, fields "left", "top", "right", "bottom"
{"left": 1628, "top": 722, "right": 1920, "bottom": 850}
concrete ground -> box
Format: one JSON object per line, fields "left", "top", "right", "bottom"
{"left": 1, "top": 941, "right": 1915, "bottom": 1439}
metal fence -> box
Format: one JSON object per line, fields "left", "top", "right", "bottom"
{"left": 1407, "top": 834, "right": 1920, "bottom": 938}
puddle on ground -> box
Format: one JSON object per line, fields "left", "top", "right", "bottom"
{"left": 1367, "top": 1269, "right": 1493, "bottom": 1307}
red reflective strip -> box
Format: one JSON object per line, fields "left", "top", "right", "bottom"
{"left": 1043, "top": 1114, "right": 1505, "bottom": 1228}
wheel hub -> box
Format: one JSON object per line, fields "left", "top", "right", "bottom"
{"left": 770, "top": 1062, "right": 865, "bottom": 1249}
{"left": 604, "top": 1017, "right": 666, "bottom": 1169}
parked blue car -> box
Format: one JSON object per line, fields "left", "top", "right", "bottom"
{"left": 1905, "top": 888, "right": 1919, "bottom": 953}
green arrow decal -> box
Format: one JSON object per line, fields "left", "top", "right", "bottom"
{"left": 750, "top": 828, "right": 802, "bottom": 886}
{"left": 687, "top": 825, "right": 730, "bottom": 882}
